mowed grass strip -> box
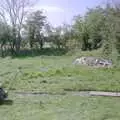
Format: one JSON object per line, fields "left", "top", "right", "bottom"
{"left": 0, "top": 93, "right": 120, "bottom": 120}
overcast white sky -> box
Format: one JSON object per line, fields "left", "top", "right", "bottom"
{"left": 33, "top": 0, "right": 107, "bottom": 26}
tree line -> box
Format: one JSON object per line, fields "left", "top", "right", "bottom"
{"left": 0, "top": 0, "right": 120, "bottom": 60}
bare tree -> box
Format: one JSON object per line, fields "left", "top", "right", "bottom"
{"left": 0, "top": 0, "right": 35, "bottom": 54}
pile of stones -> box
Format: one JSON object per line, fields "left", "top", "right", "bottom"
{"left": 73, "top": 56, "right": 112, "bottom": 68}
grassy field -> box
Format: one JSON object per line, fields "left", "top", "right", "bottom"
{"left": 0, "top": 55, "right": 120, "bottom": 93}
{"left": 0, "top": 93, "right": 120, "bottom": 120}
{"left": 0, "top": 51, "right": 120, "bottom": 120}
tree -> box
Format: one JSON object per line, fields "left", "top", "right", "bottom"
{"left": 85, "top": 7, "right": 105, "bottom": 49}
{"left": 100, "top": 1, "right": 120, "bottom": 58}
{"left": 73, "top": 7, "right": 106, "bottom": 51}
{"left": 51, "top": 26, "right": 62, "bottom": 49}
{"left": 25, "top": 10, "right": 46, "bottom": 49}
{"left": 48, "top": 24, "right": 72, "bottom": 49}
{"left": 0, "top": 0, "right": 33, "bottom": 54}
{"left": 0, "top": 21, "right": 12, "bottom": 57}
{"left": 73, "top": 15, "right": 90, "bottom": 50}
{"left": 61, "top": 24, "right": 75, "bottom": 49}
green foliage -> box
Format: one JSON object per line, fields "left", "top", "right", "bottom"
{"left": 72, "top": 3, "right": 120, "bottom": 62}
{"left": 0, "top": 1, "right": 120, "bottom": 65}
{"left": 25, "top": 10, "right": 46, "bottom": 49}
{"left": 48, "top": 25, "right": 72, "bottom": 49}
{"left": 73, "top": 7, "right": 105, "bottom": 51}
{"left": 0, "top": 22, "right": 13, "bottom": 57}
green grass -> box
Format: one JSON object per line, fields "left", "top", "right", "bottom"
{"left": 0, "top": 93, "right": 120, "bottom": 120}
{"left": 0, "top": 55, "right": 120, "bottom": 93}
{"left": 0, "top": 51, "right": 120, "bottom": 120}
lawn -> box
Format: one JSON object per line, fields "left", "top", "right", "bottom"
{"left": 0, "top": 53, "right": 120, "bottom": 120}
{"left": 0, "top": 55, "right": 120, "bottom": 93}
{"left": 0, "top": 93, "right": 120, "bottom": 120}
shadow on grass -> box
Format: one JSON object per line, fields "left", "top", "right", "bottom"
{"left": 0, "top": 100, "right": 13, "bottom": 105}
{"left": 12, "top": 48, "right": 68, "bottom": 58}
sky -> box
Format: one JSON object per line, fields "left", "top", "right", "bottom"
{"left": 33, "top": 0, "right": 107, "bottom": 27}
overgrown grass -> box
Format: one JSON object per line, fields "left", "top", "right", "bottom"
{"left": 0, "top": 50, "right": 120, "bottom": 120}
{"left": 0, "top": 53, "right": 120, "bottom": 93}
